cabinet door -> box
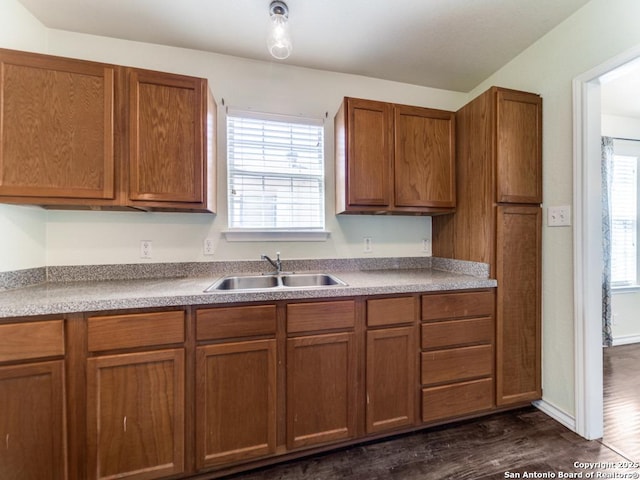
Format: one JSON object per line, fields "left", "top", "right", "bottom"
{"left": 196, "top": 339, "right": 277, "bottom": 469}
{"left": 286, "top": 332, "right": 357, "bottom": 449}
{"left": 366, "top": 326, "right": 416, "bottom": 434}
{"left": 344, "top": 98, "right": 393, "bottom": 208}
{"left": 495, "top": 206, "right": 542, "bottom": 405}
{"left": 128, "top": 68, "right": 208, "bottom": 208}
{"left": 0, "top": 49, "right": 115, "bottom": 201}
{"left": 87, "top": 349, "right": 185, "bottom": 480}
{"left": 495, "top": 89, "right": 542, "bottom": 204}
{"left": 394, "top": 105, "right": 455, "bottom": 208}
{"left": 0, "top": 361, "right": 66, "bottom": 480}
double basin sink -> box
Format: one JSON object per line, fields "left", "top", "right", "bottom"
{"left": 205, "top": 272, "right": 347, "bottom": 292}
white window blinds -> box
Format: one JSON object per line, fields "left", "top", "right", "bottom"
{"left": 611, "top": 152, "right": 638, "bottom": 286}
{"left": 227, "top": 112, "right": 325, "bottom": 230}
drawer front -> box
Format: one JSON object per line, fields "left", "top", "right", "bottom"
{"left": 422, "top": 291, "right": 494, "bottom": 321}
{"left": 367, "top": 296, "right": 416, "bottom": 327}
{"left": 421, "top": 317, "right": 493, "bottom": 350}
{"left": 287, "top": 300, "right": 355, "bottom": 334}
{"left": 421, "top": 344, "right": 492, "bottom": 385}
{"left": 88, "top": 310, "right": 185, "bottom": 352}
{"left": 422, "top": 378, "right": 493, "bottom": 423}
{"left": 196, "top": 305, "right": 276, "bottom": 341}
{"left": 0, "top": 320, "right": 64, "bottom": 362}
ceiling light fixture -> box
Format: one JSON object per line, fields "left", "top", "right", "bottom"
{"left": 267, "top": 1, "right": 292, "bottom": 60}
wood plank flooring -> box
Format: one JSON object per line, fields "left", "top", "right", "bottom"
{"left": 603, "top": 343, "right": 640, "bottom": 461}
{"left": 221, "top": 408, "right": 638, "bottom": 480}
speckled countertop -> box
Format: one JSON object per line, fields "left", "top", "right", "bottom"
{"left": 0, "top": 257, "right": 496, "bottom": 319}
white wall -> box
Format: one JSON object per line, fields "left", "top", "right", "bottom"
{"left": 0, "top": 0, "right": 49, "bottom": 272}
{"left": 470, "top": 0, "right": 640, "bottom": 419}
{"left": 602, "top": 114, "right": 640, "bottom": 344}
{"left": 36, "top": 31, "right": 467, "bottom": 265}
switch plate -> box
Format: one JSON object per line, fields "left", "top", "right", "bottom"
{"left": 203, "top": 238, "right": 215, "bottom": 256}
{"left": 140, "top": 240, "right": 152, "bottom": 259}
{"left": 547, "top": 206, "right": 571, "bottom": 227}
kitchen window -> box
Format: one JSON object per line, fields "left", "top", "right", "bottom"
{"left": 225, "top": 110, "right": 326, "bottom": 240}
{"left": 611, "top": 138, "right": 640, "bottom": 288}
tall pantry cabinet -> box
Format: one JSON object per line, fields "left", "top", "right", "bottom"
{"left": 432, "top": 87, "right": 542, "bottom": 406}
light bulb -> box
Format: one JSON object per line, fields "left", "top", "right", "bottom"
{"left": 267, "top": 11, "right": 292, "bottom": 59}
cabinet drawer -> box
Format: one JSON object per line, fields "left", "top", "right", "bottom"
{"left": 88, "top": 311, "right": 185, "bottom": 352}
{"left": 421, "top": 344, "right": 492, "bottom": 385}
{"left": 196, "top": 305, "right": 276, "bottom": 341}
{"left": 287, "top": 300, "right": 355, "bottom": 334}
{"left": 0, "top": 320, "right": 64, "bottom": 362}
{"left": 367, "top": 296, "right": 416, "bottom": 327}
{"left": 422, "top": 378, "right": 493, "bottom": 423}
{"left": 422, "top": 291, "right": 494, "bottom": 321}
{"left": 421, "top": 317, "right": 493, "bottom": 350}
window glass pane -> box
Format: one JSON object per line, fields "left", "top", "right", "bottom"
{"left": 611, "top": 153, "right": 637, "bottom": 285}
{"left": 227, "top": 113, "right": 325, "bottom": 230}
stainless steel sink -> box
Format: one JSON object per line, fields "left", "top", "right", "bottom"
{"left": 280, "top": 273, "right": 346, "bottom": 287}
{"left": 205, "top": 274, "right": 279, "bottom": 291}
{"left": 204, "top": 273, "right": 346, "bottom": 292}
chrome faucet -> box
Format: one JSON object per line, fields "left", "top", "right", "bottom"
{"left": 261, "top": 252, "right": 282, "bottom": 274}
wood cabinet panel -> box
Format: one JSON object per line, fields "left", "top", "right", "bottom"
{"left": 0, "top": 319, "right": 64, "bottom": 362}
{"left": 196, "top": 340, "right": 276, "bottom": 469}
{"left": 496, "top": 206, "right": 542, "bottom": 405}
{"left": 87, "top": 349, "right": 185, "bottom": 480}
{"left": 0, "top": 360, "right": 66, "bottom": 480}
{"left": 394, "top": 105, "right": 455, "bottom": 208}
{"left": 337, "top": 97, "right": 393, "bottom": 209}
{"left": 286, "top": 332, "right": 357, "bottom": 449}
{"left": 88, "top": 311, "right": 185, "bottom": 352}
{"left": 496, "top": 89, "right": 542, "bottom": 204}
{"left": 286, "top": 300, "right": 355, "bottom": 333}
{"left": 421, "top": 345, "right": 493, "bottom": 386}
{"left": 422, "top": 291, "right": 495, "bottom": 321}
{"left": 128, "top": 69, "right": 208, "bottom": 207}
{"left": 421, "top": 317, "right": 493, "bottom": 350}
{"left": 422, "top": 378, "right": 493, "bottom": 423}
{"left": 0, "top": 49, "right": 115, "bottom": 201}
{"left": 196, "top": 305, "right": 276, "bottom": 341}
{"left": 366, "top": 326, "right": 416, "bottom": 434}
{"left": 366, "top": 296, "right": 416, "bottom": 327}
{"left": 335, "top": 96, "right": 455, "bottom": 214}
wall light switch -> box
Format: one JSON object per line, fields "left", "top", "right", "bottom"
{"left": 547, "top": 206, "right": 571, "bottom": 227}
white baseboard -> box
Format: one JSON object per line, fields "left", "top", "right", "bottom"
{"left": 612, "top": 335, "right": 640, "bottom": 346}
{"left": 533, "top": 399, "right": 576, "bottom": 432}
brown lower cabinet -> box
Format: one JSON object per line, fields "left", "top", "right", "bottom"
{"left": 1, "top": 287, "right": 528, "bottom": 480}
{"left": 0, "top": 319, "right": 66, "bottom": 480}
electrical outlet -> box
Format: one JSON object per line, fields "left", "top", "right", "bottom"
{"left": 422, "top": 238, "right": 431, "bottom": 254}
{"left": 363, "top": 236, "right": 373, "bottom": 253}
{"left": 547, "top": 206, "right": 571, "bottom": 227}
{"left": 140, "top": 240, "right": 152, "bottom": 259}
{"left": 203, "top": 238, "right": 215, "bottom": 256}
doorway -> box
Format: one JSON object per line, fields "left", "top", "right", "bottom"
{"left": 573, "top": 45, "right": 640, "bottom": 442}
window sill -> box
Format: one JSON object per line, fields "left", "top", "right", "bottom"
{"left": 612, "top": 285, "right": 640, "bottom": 294}
{"left": 223, "top": 230, "right": 331, "bottom": 242}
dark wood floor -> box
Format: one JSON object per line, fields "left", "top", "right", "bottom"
{"left": 603, "top": 343, "right": 640, "bottom": 462}
{"left": 215, "top": 346, "right": 640, "bottom": 480}
{"left": 222, "top": 409, "right": 637, "bottom": 479}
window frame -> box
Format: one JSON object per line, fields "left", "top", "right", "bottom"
{"left": 611, "top": 138, "right": 640, "bottom": 292}
{"left": 223, "top": 109, "right": 329, "bottom": 242}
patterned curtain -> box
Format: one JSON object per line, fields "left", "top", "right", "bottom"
{"left": 601, "top": 136, "right": 614, "bottom": 347}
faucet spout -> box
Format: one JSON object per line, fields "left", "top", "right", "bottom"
{"left": 261, "top": 252, "right": 282, "bottom": 274}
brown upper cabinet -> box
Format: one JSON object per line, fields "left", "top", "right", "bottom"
{"left": 0, "top": 48, "right": 216, "bottom": 212}
{"left": 335, "top": 97, "right": 455, "bottom": 215}
{"left": 495, "top": 89, "right": 542, "bottom": 204}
